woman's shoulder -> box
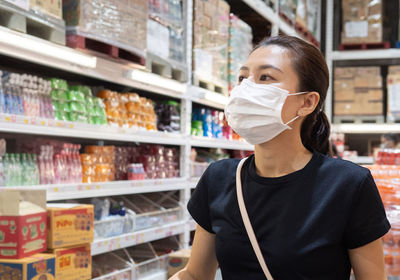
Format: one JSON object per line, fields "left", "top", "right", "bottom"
{"left": 205, "top": 158, "right": 242, "bottom": 178}
{"left": 317, "top": 152, "right": 371, "bottom": 180}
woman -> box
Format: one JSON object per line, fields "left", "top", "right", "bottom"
{"left": 171, "top": 36, "right": 390, "bottom": 279}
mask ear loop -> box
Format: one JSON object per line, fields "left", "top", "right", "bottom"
{"left": 284, "top": 115, "right": 300, "bottom": 126}
{"left": 282, "top": 91, "right": 308, "bottom": 126}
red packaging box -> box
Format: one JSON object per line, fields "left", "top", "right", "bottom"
{"left": 0, "top": 190, "right": 47, "bottom": 259}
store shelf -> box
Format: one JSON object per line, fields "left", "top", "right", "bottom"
{"left": 190, "top": 136, "right": 254, "bottom": 150}
{"left": 91, "top": 220, "right": 186, "bottom": 256}
{"left": 187, "top": 86, "right": 228, "bottom": 110}
{"left": 347, "top": 156, "right": 374, "bottom": 165}
{"left": 330, "top": 49, "right": 400, "bottom": 61}
{"left": 190, "top": 177, "right": 200, "bottom": 189}
{"left": 189, "top": 219, "right": 197, "bottom": 231}
{"left": 331, "top": 123, "right": 400, "bottom": 134}
{"left": 0, "top": 26, "right": 186, "bottom": 98}
{"left": 0, "top": 114, "right": 186, "bottom": 145}
{"left": 6, "top": 178, "right": 187, "bottom": 201}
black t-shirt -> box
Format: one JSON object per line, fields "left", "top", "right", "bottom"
{"left": 188, "top": 152, "right": 390, "bottom": 280}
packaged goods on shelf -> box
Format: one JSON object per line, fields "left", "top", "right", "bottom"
{"left": 92, "top": 197, "right": 136, "bottom": 239}
{"left": 307, "top": 0, "right": 319, "bottom": 38}
{"left": 193, "top": 0, "right": 230, "bottom": 86}
{"left": 83, "top": 145, "right": 115, "bottom": 182}
{"left": 2, "top": 153, "right": 39, "bottom": 186}
{"left": 0, "top": 190, "right": 47, "bottom": 259}
{"left": 147, "top": 0, "right": 185, "bottom": 63}
{"left": 228, "top": 15, "right": 253, "bottom": 91}
{"left": 155, "top": 101, "right": 180, "bottom": 133}
{"left": 341, "top": 0, "right": 383, "bottom": 44}
{"left": 63, "top": 0, "right": 148, "bottom": 56}
{"left": 334, "top": 67, "right": 383, "bottom": 116}
{"left": 47, "top": 203, "right": 94, "bottom": 249}
{"left": 167, "top": 248, "right": 190, "bottom": 277}
{"left": 30, "top": 0, "right": 63, "bottom": 20}
{"left": 368, "top": 165, "right": 400, "bottom": 276}
{"left": 376, "top": 149, "right": 400, "bottom": 165}
{"left": 97, "top": 90, "right": 157, "bottom": 130}
{"left": 387, "top": 66, "right": 400, "bottom": 122}
{"left": 48, "top": 244, "right": 91, "bottom": 280}
{"left": 279, "top": 0, "right": 297, "bottom": 24}
{"left": 296, "top": 0, "right": 307, "bottom": 28}
{"left": 0, "top": 253, "right": 55, "bottom": 280}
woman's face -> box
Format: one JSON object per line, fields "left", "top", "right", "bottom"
{"left": 238, "top": 45, "right": 305, "bottom": 123}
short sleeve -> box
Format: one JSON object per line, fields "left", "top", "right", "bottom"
{"left": 344, "top": 171, "right": 391, "bottom": 249}
{"left": 187, "top": 164, "right": 215, "bottom": 234}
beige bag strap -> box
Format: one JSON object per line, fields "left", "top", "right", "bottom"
{"left": 236, "top": 157, "right": 274, "bottom": 280}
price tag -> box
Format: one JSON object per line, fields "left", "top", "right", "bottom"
{"left": 10, "top": 115, "right": 16, "bottom": 123}
{"left": 104, "top": 241, "right": 109, "bottom": 245}
{"left": 30, "top": 117, "right": 37, "bottom": 125}
{"left": 53, "top": 187, "right": 59, "bottom": 192}
{"left": 95, "top": 185, "right": 100, "bottom": 190}
{"left": 40, "top": 120, "right": 45, "bottom": 126}
{"left": 138, "top": 182, "right": 143, "bottom": 187}
{"left": 85, "top": 185, "right": 91, "bottom": 190}
{"left": 23, "top": 118, "right": 29, "bottom": 124}
{"left": 56, "top": 122, "right": 62, "bottom": 127}
{"left": 4, "top": 116, "right": 10, "bottom": 122}
{"left": 48, "top": 120, "right": 54, "bottom": 127}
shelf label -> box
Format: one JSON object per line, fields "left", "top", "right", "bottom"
{"left": 40, "top": 120, "right": 45, "bottom": 126}
{"left": 53, "top": 187, "right": 59, "bottom": 192}
{"left": 30, "top": 117, "right": 37, "bottom": 125}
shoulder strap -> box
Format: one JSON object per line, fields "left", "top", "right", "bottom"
{"left": 236, "top": 157, "right": 274, "bottom": 280}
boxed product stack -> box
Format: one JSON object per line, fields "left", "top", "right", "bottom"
{"left": 0, "top": 190, "right": 57, "bottom": 279}
{"left": 387, "top": 66, "right": 400, "bottom": 122}
{"left": 228, "top": 15, "right": 253, "bottom": 91}
{"left": 341, "top": 0, "right": 383, "bottom": 44}
{"left": 193, "top": 0, "right": 230, "bottom": 88}
{"left": 334, "top": 67, "right": 383, "bottom": 118}
{"left": 97, "top": 90, "right": 157, "bottom": 130}
{"left": 47, "top": 203, "right": 94, "bottom": 280}
{"left": 63, "top": 0, "right": 148, "bottom": 56}
{"left": 147, "top": 0, "right": 185, "bottom": 63}
{"left": 30, "top": 0, "right": 63, "bottom": 20}
{"left": 81, "top": 145, "right": 115, "bottom": 183}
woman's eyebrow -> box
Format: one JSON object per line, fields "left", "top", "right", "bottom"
{"left": 240, "top": 66, "right": 249, "bottom": 71}
{"left": 258, "top": 64, "right": 283, "bottom": 73}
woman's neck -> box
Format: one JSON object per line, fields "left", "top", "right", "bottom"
{"left": 254, "top": 132, "right": 312, "bottom": 178}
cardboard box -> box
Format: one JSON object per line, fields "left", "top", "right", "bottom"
{"left": 334, "top": 67, "right": 356, "bottom": 79}
{"left": 47, "top": 204, "right": 94, "bottom": 249}
{"left": 368, "top": 101, "right": 383, "bottom": 115}
{"left": 49, "top": 244, "right": 91, "bottom": 280}
{"left": 368, "top": 89, "right": 383, "bottom": 101}
{"left": 30, "top": 0, "right": 62, "bottom": 19}
{"left": 356, "top": 66, "right": 380, "bottom": 76}
{"left": 168, "top": 249, "right": 191, "bottom": 277}
{"left": 0, "top": 253, "right": 55, "bottom": 280}
{"left": 0, "top": 190, "right": 47, "bottom": 259}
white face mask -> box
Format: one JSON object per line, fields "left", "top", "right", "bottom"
{"left": 224, "top": 79, "right": 307, "bottom": 145}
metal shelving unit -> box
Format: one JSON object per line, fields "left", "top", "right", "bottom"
{"left": 0, "top": 1, "right": 320, "bottom": 279}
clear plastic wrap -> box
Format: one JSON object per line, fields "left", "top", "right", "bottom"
{"left": 63, "top": 0, "right": 148, "bottom": 55}
{"left": 193, "top": 0, "right": 230, "bottom": 84}
{"left": 341, "top": 0, "right": 383, "bottom": 44}
{"left": 228, "top": 15, "right": 253, "bottom": 91}
{"left": 92, "top": 252, "right": 132, "bottom": 280}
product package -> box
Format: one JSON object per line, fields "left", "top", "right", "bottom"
{"left": 341, "top": 0, "right": 383, "bottom": 44}
{"left": 63, "top": 0, "right": 148, "bottom": 56}
{"left": 167, "top": 248, "right": 191, "bottom": 277}
{"left": 0, "top": 189, "right": 47, "bottom": 259}
{"left": 48, "top": 244, "right": 91, "bottom": 280}
{"left": 0, "top": 253, "right": 55, "bottom": 280}
{"left": 47, "top": 204, "right": 94, "bottom": 249}
{"left": 387, "top": 65, "right": 400, "bottom": 122}
{"left": 228, "top": 15, "right": 253, "bottom": 91}
{"left": 334, "top": 66, "right": 383, "bottom": 116}
{"left": 30, "top": 0, "right": 63, "bottom": 20}
{"left": 193, "top": 0, "right": 230, "bottom": 87}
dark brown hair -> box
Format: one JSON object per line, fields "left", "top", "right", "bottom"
{"left": 253, "top": 35, "right": 331, "bottom": 155}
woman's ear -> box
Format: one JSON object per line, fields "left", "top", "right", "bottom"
{"left": 298, "top": 91, "right": 320, "bottom": 117}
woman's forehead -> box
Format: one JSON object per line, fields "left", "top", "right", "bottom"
{"left": 245, "top": 45, "right": 292, "bottom": 70}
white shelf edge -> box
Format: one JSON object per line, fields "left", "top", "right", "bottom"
{"left": 0, "top": 114, "right": 186, "bottom": 145}
{"left": 91, "top": 220, "right": 186, "bottom": 256}
{"left": 346, "top": 156, "right": 374, "bottom": 165}
{"left": 330, "top": 49, "right": 400, "bottom": 61}
{"left": 331, "top": 123, "right": 400, "bottom": 134}
{"left": 187, "top": 86, "right": 228, "bottom": 110}
{"left": 189, "top": 177, "right": 200, "bottom": 189}
{"left": 190, "top": 136, "right": 254, "bottom": 150}
{"left": 6, "top": 178, "right": 187, "bottom": 201}
{"left": 139, "top": 270, "right": 168, "bottom": 280}
{"left": 0, "top": 26, "right": 186, "bottom": 98}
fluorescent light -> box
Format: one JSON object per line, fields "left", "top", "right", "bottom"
{"left": 126, "top": 69, "right": 186, "bottom": 93}
{"left": 0, "top": 27, "right": 97, "bottom": 68}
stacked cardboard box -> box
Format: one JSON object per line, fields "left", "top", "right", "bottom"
{"left": 334, "top": 67, "right": 383, "bottom": 116}
{"left": 341, "top": 0, "right": 383, "bottom": 44}
{"left": 47, "top": 204, "right": 94, "bottom": 280}
{"left": 193, "top": 0, "right": 230, "bottom": 85}
{"left": 387, "top": 66, "right": 400, "bottom": 122}
{"left": 63, "top": 0, "right": 148, "bottom": 54}
{"left": 30, "top": 0, "right": 63, "bottom": 20}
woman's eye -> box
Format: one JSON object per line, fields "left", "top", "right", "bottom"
{"left": 260, "top": 74, "right": 273, "bottom": 81}
{"left": 238, "top": 76, "right": 246, "bottom": 82}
